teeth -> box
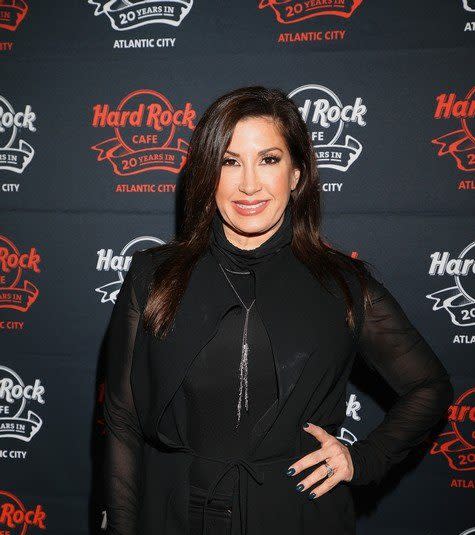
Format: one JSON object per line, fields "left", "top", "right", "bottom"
{"left": 235, "top": 201, "right": 267, "bottom": 209}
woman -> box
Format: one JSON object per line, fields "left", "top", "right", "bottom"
{"left": 103, "top": 86, "right": 454, "bottom": 535}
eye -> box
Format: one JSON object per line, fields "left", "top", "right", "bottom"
{"left": 262, "top": 155, "right": 281, "bottom": 164}
{"left": 222, "top": 157, "right": 238, "bottom": 166}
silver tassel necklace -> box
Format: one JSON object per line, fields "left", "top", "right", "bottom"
{"left": 218, "top": 262, "right": 255, "bottom": 428}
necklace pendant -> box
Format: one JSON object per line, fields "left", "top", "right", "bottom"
{"left": 236, "top": 340, "right": 250, "bottom": 427}
{"left": 217, "top": 263, "right": 255, "bottom": 428}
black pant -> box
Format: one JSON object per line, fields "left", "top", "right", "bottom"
{"left": 188, "top": 484, "right": 232, "bottom": 535}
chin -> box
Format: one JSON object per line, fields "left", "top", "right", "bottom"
{"left": 226, "top": 215, "right": 275, "bottom": 237}
{"left": 220, "top": 201, "right": 282, "bottom": 235}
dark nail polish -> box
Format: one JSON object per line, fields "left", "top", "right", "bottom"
{"left": 286, "top": 467, "right": 295, "bottom": 477}
{"left": 308, "top": 492, "right": 316, "bottom": 500}
{"left": 295, "top": 483, "right": 304, "bottom": 492}
{"left": 303, "top": 422, "right": 309, "bottom": 428}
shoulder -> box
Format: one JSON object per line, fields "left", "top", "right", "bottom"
{"left": 362, "top": 269, "right": 390, "bottom": 304}
{"left": 340, "top": 261, "right": 389, "bottom": 304}
{"left": 127, "top": 244, "right": 171, "bottom": 312}
{"left": 328, "top": 260, "right": 382, "bottom": 302}
{"left": 335, "top": 263, "right": 392, "bottom": 339}
{"left": 129, "top": 244, "right": 169, "bottom": 276}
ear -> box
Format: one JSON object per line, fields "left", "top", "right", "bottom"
{"left": 291, "top": 168, "right": 300, "bottom": 190}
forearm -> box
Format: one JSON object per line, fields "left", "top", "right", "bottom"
{"left": 348, "top": 372, "right": 454, "bottom": 486}
{"left": 104, "top": 422, "right": 144, "bottom": 534}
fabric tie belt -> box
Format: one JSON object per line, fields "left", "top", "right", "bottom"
{"left": 184, "top": 449, "right": 301, "bottom": 535}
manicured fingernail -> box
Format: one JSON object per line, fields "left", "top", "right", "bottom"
{"left": 286, "top": 467, "right": 296, "bottom": 476}
{"left": 303, "top": 422, "right": 310, "bottom": 428}
{"left": 308, "top": 492, "right": 316, "bottom": 500}
{"left": 295, "top": 483, "right": 305, "bottom": 492}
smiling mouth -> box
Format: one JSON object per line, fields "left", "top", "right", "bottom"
{"left": 233, "top": 200, "right": 269, "bottom": 209}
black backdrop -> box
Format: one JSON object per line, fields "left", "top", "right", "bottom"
{"left": 1, "top": 1, "right": 474, "bottom": 534}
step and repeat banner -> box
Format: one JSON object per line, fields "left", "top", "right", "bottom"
{"left": 1, "top": 1, "right": 474, "bottom": 534}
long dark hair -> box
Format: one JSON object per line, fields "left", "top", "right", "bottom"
{"left": 143, "top": 86, "right": 374, "bottom": 340}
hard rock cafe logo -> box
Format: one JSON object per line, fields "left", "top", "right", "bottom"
{"left": 0, "top": 491, "right": 46, "bottom": 531}
{"left": 288, "top": 84, "right": 366, "bottom": 180}
{"left": 0, "top": 236, "right": 41, "bottom": 313}
{"left": 0, "top": 95, "right": 36, "bottom": 174}
{"left": 431, "top": 388, "right": 475, "bottom": 482}
{"left": 431, "top": 87, "right": 475, "bottom": 184}
{"left": 88, "top": 0, "right": 193, "bottom": 31}
{"left": 0, "top": 365, "right": 45, "bottom": 443}
{"left": 91, "top": 89, "right": 195, "bottom": 183}
{"left": 95, "top": 236, "right": 164, "bottom": 304}
{"left": 0, "top": 0, "right": 28, "bottom": 31}
{"left": 258, "top": 0, "right": 363, "bottom": 24}
{"left": 426, "top": 242, "right": 475, "bottom": 332}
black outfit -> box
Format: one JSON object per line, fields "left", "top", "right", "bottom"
{"left": 103, "top": 203, "right": 454, "bottom": 535}
{"left": 183, "top": 208, "right": 289, "bottom": 530}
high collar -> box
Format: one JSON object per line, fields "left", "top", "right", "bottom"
{"left": 208, "top": 203, "right": 293, "bottom": 272}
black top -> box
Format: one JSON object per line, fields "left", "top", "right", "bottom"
{"left": 183, "top": 270, "right": 277, "bottom": 498}
{"left": 181, "top": 207, "right": 292, "bottom": 499}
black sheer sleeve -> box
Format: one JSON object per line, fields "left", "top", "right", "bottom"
{"left": 347, "top": 274, "right": 454, "bottom": 486}
{"left": 103, "top": 251, "right": 144, "bottom": 533}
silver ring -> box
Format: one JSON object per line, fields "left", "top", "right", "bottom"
{"left": 324, "top": 461, "right": 334, "bottom": 478}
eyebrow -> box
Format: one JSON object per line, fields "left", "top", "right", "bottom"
{"left": 224, "top": 147, "right": 283, "bottom": 157}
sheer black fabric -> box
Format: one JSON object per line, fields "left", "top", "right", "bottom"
{"left": 103, "top": 256, "right": 144, "bottom": 535}
{"left": 347, "top": 276, "right": 454, "bottom": 485}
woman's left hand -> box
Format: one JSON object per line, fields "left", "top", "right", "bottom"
{"left": 286, "top": 422, "right": 354, "bottom": 499}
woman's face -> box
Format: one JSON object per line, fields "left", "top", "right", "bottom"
{"left": 215, "top": 116, "right": 300, "bottom": 250}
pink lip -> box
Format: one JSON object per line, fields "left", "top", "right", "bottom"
{"left": 232, "top": 199, "right": 270, "bottom": 216}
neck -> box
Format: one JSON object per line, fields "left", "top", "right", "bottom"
{"left": 209, "top": 203, "right": 293, "bottom": 271}
{"left": 221, "top": 212, "right": 286, "bottom": 251}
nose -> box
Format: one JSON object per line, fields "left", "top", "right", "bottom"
{"left": 239, "top": 166, "right": 262, "bottom": 195}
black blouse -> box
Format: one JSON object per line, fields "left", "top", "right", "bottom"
{"left": 182, "top": 267, "right": 277, "bottom": 501}
{"left": 178, "top": 209, "right": 290, "bottom": 504}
